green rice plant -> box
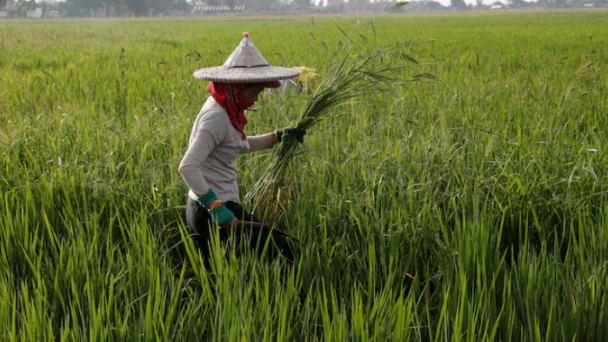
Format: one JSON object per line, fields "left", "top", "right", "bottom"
{"left": 246, "top": 23, "right": 432, "bottom": 219}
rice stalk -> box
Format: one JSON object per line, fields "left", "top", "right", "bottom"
{"left": 245, "top": 25, "right": 431, "bottom": 219}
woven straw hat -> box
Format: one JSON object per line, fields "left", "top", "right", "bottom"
{"left": 193, "top": 32, "right": 300, "bottom": 83}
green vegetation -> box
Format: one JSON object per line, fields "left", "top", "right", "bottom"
{"left": 1, "top": 12, "right": 607, "bottom": 341}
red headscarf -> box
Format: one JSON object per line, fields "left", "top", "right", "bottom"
{"left": 207, "top": 81, "right": 280, "bottom": 140}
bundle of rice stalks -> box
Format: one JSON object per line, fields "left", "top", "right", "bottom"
{"left": 246, "top": 24, "right": 433, "bottom": 221}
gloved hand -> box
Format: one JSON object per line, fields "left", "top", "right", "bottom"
{"left": 276, "top": 126, "right": 306, "bottom": 143}
{"left": 197, "top": 188, "right": 236, "bottom": 227}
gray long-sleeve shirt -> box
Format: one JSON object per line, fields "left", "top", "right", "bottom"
{"left": 179, "top": 97, "right": 276, "bottom": 203}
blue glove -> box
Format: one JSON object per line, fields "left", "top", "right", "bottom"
{"left": 197, "top": 188, "right": 235, "bottom": 227}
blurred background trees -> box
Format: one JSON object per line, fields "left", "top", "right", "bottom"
{"left": 1, "top": 0, "right": 606, "bottom": 18}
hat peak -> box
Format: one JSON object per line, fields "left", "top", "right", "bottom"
{"left": 226, "top": 35, "right": 268, "bottom": 68}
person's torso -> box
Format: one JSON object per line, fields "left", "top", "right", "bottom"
{"left": 189, "top": 97, "right": 250, "bottom": 201}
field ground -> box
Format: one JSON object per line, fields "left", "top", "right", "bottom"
{"left": 1, "top": 11, "right": 608, "bottom": 341}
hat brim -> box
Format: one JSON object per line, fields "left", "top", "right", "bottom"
{"left": 256, "top": 81, "right": 282, "bottom": 88}
{"left": 193, "top": 65, "right": 300, "bottom": 83}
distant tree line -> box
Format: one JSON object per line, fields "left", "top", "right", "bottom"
{"left": 3, "top": 0, "right": 305, "bottom": 16}
{"left": 2, "top": 0, "right": 607, "bottom": 18}
{"left": 448, "top": 0, "right": 607, "bottom": 9}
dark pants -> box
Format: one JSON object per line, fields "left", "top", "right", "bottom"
{"left": 186, "top": 198, "right": 295, "bottom": 267}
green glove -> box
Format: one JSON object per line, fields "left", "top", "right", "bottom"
{"left": 197, "top": 188, "right": 235, "bottom": 227}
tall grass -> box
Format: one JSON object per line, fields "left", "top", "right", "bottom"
{"left": 1, "top": 12, "right": 608, "bottom": 341}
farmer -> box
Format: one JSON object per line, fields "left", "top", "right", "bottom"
{"left": 179, "top": 33, "right": 304, "bottom": 266}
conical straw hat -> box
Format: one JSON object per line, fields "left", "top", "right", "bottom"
{"left": 193, "top": 32, "right": 300, "bottom": 83}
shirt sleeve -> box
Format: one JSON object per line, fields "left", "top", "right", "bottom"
{"left": 179, "top": 115, "right": 228, "bottom": 197}
{"left": 241, "top": 132, "right": 278, "bottom": 154}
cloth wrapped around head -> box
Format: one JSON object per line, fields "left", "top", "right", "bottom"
{"left": 207, "top": 81, "right": 282, "bottom": 140}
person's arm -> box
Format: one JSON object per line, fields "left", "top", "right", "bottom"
{"left": 240, "top": 127, "right": 307, "bottom": 154}
{"left": 178, "top": 129, "right": 218, "bottom": 196}
{"left": 179, "top": 122, "right": 236, "bottom": 227}
{"left": 241, "top": 132, "right": 278, "bottom": 154}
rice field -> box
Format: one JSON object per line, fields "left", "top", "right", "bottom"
{"left": 1, "top": 11, "right": 608, "bottom": 341}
